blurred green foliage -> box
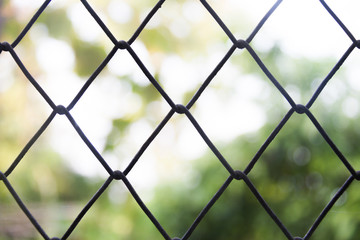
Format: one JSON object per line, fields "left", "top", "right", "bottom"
{"left": 1, "top": 0, "right": 360, "bottom": 240}
{"left": 71, "top": 39, "right": 107, "bottom": 77}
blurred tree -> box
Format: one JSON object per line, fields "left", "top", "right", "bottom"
{"left": 0, "top": 0, "right": 359, "bottom": 240}
{"left": 147, "top": 46, "right": 360, "bottom": 240}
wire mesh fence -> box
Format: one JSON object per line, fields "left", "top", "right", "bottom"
{"left": 1, "top": 0, "right": 360, "bottom": 239}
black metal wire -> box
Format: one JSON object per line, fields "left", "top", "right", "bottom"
{"left": 11, "top": 0, "right": 51, "bottom": 48}
{"left": 4, "top": 111, "right": 57, "bottom": 177}
{"left": 62, "top": 176, "right": 113, "bottom": 240}
{"left": 6, "top": 42, "right": 57, "bottom": 109}
{"left": 128, "top": 0, "right": 166, "bottom": 45}
{"left": 303, "top": 175, "right": 355, "bottom": 240}
{"left": 1, "top": 0, "right": 359, "bottom": 239}
{"left": 67, "top": 46, "right": 119, "bottom": 111}
{"left": 0, "top": 172, "right": 50, "bottom": 240}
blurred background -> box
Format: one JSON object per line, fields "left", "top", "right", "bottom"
{"left": 1, "top": 0, "right": 360, "bottom": 239}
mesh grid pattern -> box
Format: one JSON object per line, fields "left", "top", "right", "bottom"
{"left": 1, "top": 0, "right": 360, "bottom": 239}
